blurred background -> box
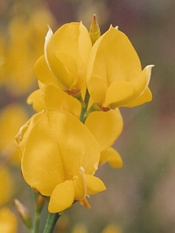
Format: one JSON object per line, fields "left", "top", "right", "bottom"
{"left": 0, "top": 0, "right": 175, "bottom": 232}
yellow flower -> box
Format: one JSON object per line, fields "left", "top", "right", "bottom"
{"left": 0, "top": 208, "right": 17, "bottom": 233}
{"left": 85, "top": 109, "right": 123, "bottom": 168}
{"left": 15, "top": 110, "right": 106, "bottom": 213}
{"left": 87, "top": 25, "right": 153, "bottom": 109}
{"left": 35, "top": 22, "right": 92, "bottom": 94}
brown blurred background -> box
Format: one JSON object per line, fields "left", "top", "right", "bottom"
{"left": 0, "top": 0, "right": 175, "bottom": 232}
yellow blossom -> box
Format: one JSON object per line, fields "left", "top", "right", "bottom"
{"left": 87, "top": 25, "right": 153, "bottom": 109}
{"left": 0, "top": 208, "right": 17, "bottom": 233}
{"left": 15, "top": 110, "right": 106, "bottom": 213}
{"left": 35, "top": 22, "right": 92, "bottom": 93}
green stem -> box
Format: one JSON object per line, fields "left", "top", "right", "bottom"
{"left": 32, "top": 192, "right": 41, "bottom": 233}
{"left": 43, "top": 212, "right": 61, "bottom": 233}
{"left": 79, "top": 89, "right": 90, "bottom": 123}
{"left": 32, "top": 211, "right": 40, "bottom": 233}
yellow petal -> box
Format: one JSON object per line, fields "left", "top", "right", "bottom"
{"left": 34, "top": 55, "right": 60, "bottom": 86}
{"left": 27, "top": 89, "right": 45, "bottom": 112}
{"left": 130, "top": 65, "right": 154, "bottom": 100}
{"left": 42, "top": 84, "right": 81, "bottom": 117}
{"left": 49, "top": 180, "right": 74, "bottom": 213}
{"left": 45, "top": 33, "right": 75, "bottom": 89}
{"left": 124, "top": 88, "right": 152, "bottom": 107}
{"left": 21, "top": 112, "right": 65, "bottom": 195}
{"left": 45, "top": 111, "right": 100, "bottom": 175}
{"left": 85, "top": 174, "right": 106, "bottom": 195}
{"left": 73, "top": 171, "right": 86, "bottom": 200}
{"left": 100, "top": 147, "right": 123, "bottom": 168}
{"left": 85, "top": 109, "right": 123, "bottom": 151}
{"left": 56, "top": 51, "right": 78, "bottom": 88}
{"left": 104, "top": 81, "right": 135, "bottom": 108}
{"left": 52, "top": 22, "right": 91, "bottom": 72}
{"left": 88, "top": 74, "right": 108, "bottom": 104}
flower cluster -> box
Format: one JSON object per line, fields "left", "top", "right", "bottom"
{"left": 15, "top": 16, "right": 153, "bottom": 214}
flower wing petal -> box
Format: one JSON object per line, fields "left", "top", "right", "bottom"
{"left": 34, "top": 55, "right": 59, "bottom": 86}
{"left": 130, "top": 65, "right": 154, "bottom": 100}
{"left": 124, "top": 88, "right": 152, "bottom": 107}
{"left": 85, "top": 174, "right": 106, "bottom": 195}
{"left": 100, "top": 147, "right": 123, "bottom": 168}
{"left": 27, "top": 89, "right": 45, "bottom": 112}
{"left": 49, "top": 180, "right": 74, "bottom": 213}
{"left": 104, "top": 81, "right": 135, "bottom": 108}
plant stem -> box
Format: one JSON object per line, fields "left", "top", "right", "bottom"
{"left": 79, "top": 89, "right": 90, "bottom": 123}
{"left": 32, "top": 192, "right": 40, "bottom": 233}
{"left": 32, "top": 211, "right": 40, "bottom": 233}
{"left": 43, "top": 212, "right": 61, "bottom": 233}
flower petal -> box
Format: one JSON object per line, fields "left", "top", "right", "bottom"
{"left": 49, "top": 180, "right": 74, "bottom": 213}
{"left": 130, "top": 65, "right": 154, "bottom": 100}
{"left": 85, "top": 109, "right": 123, "bottom": 151}
{"left": 72, "top": 172, "right": 86, "bottom": 200}
{"left": 104, "top": 81, "right": 135, "bottom": 108}
{"left": 85, "top": 174, "right": 106, "bottom": 195}
{"left": 45, "top": 35, "right": 76, "bottom": 89}
{"left": 100, "top": 147, "right": 123, "bottom": 168}
{"left": 34, "top": 55, "right": 59, "bottom": 86}
{"left": 21, "top": 112, "right": 65, "bottom": 195}
{"left": 27, "top": 89, "right": 45, "bottom": 112}
{"left": 42, "top": 84, "right": 81, "bottom": 117}
{"left": 124, "top": 88, "right": 152, "bottom": 107}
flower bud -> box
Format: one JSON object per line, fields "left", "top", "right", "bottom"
{"left": 14, "top": 199, "right": 32, "bottom": 230}
{"left": 35, "top": 193, "right": 45, "bottom": 213}
{"left": 89, "top": 14, "right": 101, "bottom": 44}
